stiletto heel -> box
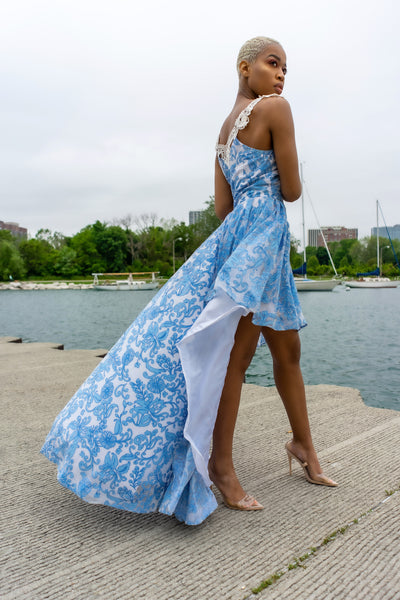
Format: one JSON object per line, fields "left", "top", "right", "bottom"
{"left": 209, "top": 468, "right": 264, "bottom": 511}
{"left": 285, "top": 442, "right": 338, "bottom": 487}
{"left": 287, "top": 451, "right": 292, "bottom": 475}
{"left": 221, "top": 493, "right": 264, "bottom": 511}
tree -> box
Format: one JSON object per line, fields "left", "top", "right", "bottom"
{"left": 114, "top": 214, "right": 139, "bottom": 265}
{"left": 35, "top": 228, "right": 66, "bottom": 250}
{"left": 0, "top": 230, "right": 15, "bottom": 243}
{"left": 192, "top": 197, "right": 220, "bottom": 243}
{"left": 290, "top": 236, "right": 303, "bottom": 269}
{"left": 316, "top": 246, "right": 330, "bottom": 265}
{"left": 306, "top": 255, "right": 320, "bottom": 275}
{"left": 70, "top": 225, "right": 103, "bottom": 274}
{"left": 54, "top": 247, "right": 78, "bottom": 277}
{"left": 19, "top": 238, "right": 54, "bottom": 276}
{"left": 92, "top": 222, "right": 128, "bottom": 272}
{"left": 0, "top": 240, "right": 25, "bottom": 280}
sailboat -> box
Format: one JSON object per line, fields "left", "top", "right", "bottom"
{"left": 293, "top": 164, "right": 340, "bottom": 292}
{"left": 346, "top": 201, "right": 398, "bottom": 289}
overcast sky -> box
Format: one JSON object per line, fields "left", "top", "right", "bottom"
{"left": 1, "top": 0, "right": 399, "bottom": 246}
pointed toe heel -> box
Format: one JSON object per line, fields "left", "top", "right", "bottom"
{"left": 223, "top": 493, "right": 264, "bottom": 511}
{"left": 285, "top": 441, "right": 338, "bottom": 487}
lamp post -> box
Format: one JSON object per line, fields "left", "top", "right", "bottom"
{"left": 379, "top": 245, "right": 390, "bottom": 276}
{"left": 173, "top": 237, "right": 183, "bottom": 274}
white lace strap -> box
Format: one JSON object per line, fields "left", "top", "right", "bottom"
{"left": 216, "top": 93, "right": 282, "bottom": 166}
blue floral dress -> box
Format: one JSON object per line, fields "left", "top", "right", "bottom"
{"left": 41, "top": 94, "right": 306, "bottom": 525}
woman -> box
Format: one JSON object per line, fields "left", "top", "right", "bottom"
{"left": 41, "top": 36, "right": 336, "bottom": 526}
{"left": 209, "top": 36, "right": 338, "bottom": 510}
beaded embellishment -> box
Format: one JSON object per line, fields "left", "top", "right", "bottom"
{"left": 216, "top": 93, "right": 282, "bottom": 167}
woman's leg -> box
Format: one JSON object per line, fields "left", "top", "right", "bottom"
{"left": 261, "top": 326, "right": 336, "bottom": 483}
{"left": 208, "top": 313, "right": 261, "bottom": 503}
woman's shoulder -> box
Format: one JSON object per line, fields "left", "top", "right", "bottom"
{"left": 253, "top": 95, "right": 293, "bottom": 127}
{"left": 256, "top": 95, "right": 291, "bottom": 114}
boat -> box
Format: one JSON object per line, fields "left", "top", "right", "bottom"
{"left": 293, "top": 164, "right": 341, "bottom": 292}
{"left": 345, "top": 278, "right": 398, "bottom": 289}
{"left": 294, "top": 277, "right": 340, "bottom": 291}
{"left": 346, "top": 201, "right": 399, "bottom": 289}
{"left": 92, "top": 272, "right": 160, "bottom": 291}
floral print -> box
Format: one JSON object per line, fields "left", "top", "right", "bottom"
{"left": 41, "top": 99, "right": 306, "bottom": 525}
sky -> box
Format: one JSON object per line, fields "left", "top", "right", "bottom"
{"left": 1, "top": 0, "right": 399, "bottom": 247}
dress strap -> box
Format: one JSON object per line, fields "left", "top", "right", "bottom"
{"left": 216, "top": 93, "right": 283, "bottom": 166}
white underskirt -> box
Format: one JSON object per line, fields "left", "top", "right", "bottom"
{"left": 177, "top": 289, "right": 249, "bottom": 486}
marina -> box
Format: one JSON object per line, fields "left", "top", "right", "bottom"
{"left": 1, "top": 284, "right": 399, "bottom": 411}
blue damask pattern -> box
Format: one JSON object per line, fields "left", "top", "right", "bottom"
{"left": 41, "top": 118, "right": 306, "bottom": 525}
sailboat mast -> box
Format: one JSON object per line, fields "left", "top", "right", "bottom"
{"left": 376, "top": 199, "right": 379, "bottom": 275}
{"left": 300, "top": 163, "right": 306, "bottom": 279}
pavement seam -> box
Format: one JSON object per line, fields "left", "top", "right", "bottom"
{"left": 244, "top": 485, "right": 400, "bottom": 598}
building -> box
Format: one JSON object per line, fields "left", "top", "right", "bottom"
{"left": 371, "top": 224, "right": 400, "bottom": 241}
{"left": 189, "top": 211, "right": 204, "bottom": 226}
{"left": 308, "top": 226, "right": 358, "bottom": 247}
{"left": 0, "top": 220, "right": 28, "bottom": 239}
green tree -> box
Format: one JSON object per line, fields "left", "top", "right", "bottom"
{"left": 290, "top": 236, "right": 303, "bottom": 269}
{"left": 0, "top": 240, "right": 26, "bottom": 280}
{"left": 305, "top": 245, "right": 317, "bottom": 259}
{"left": 0, "top": 230, "right": 15, "bottom": 243}
{"left": 19, "top": 238, "right": 54, "bottom": 276}
{"left": 306, "top": 255, "right": 320, "bottom": 275}
{"left": 192, "top": 197, "right": 221, "bottom": 244}
{"left": 35, "top": 228, "right": 66, "bottom": 250}
{"left": 316, "top": 246, "right": 329, "bottom": 265}
{"left": 70, "top": 225, "right": 104, "bottom": 274}
{"left": 54, "top": 246, "right": 78, "bottom": 277}
{"left": 92, "top": 222, "right": 128, "bottom": 272}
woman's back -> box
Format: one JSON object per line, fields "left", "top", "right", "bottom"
{"left": 216, "top": 96, "right": 282, "bottom": 205}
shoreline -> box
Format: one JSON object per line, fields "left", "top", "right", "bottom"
{"left": 0, "top": 281, "right": 94, "bottom": 290}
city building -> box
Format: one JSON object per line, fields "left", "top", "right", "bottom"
{"left": 0, "top": 220, "right": 28, "bottom": 239}
{"left": 371, "top": 224, "right": 400, "bottom": 241}
{"left": 308, "top": 226, "right": 358, "bottom": 247}
{"left": 189, "top": 210, "right": 204, "bottom": 225}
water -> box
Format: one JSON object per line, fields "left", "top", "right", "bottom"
{"left": 1, "top": 286, "right": 399, "bottom": 411}
{"left": 250, "top": 287, "right": 400, "bottom": 411}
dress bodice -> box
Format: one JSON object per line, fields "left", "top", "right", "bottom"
{"left": 216, "top": 94, "right": 283, "bottom": 206}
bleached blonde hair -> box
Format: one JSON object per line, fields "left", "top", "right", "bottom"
{"left": 236, "top": 36, "right": 280, "bottom": 75}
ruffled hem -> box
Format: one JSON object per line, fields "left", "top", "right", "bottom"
{"left": 41, "top": 288, "right": 249, "bottom": 526}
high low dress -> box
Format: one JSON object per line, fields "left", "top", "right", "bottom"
{"left": 41, "top": 94, "right": 306, "bottom": 525}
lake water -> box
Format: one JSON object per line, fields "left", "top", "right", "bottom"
{"left": 1, "top": 286, "right": 399, "bottom": 411}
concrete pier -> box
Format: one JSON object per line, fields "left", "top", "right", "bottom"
{"left": 1, "top": 337, "right": 399, "bottom": 599}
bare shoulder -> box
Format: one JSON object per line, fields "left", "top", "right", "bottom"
{"left": 256, "top": 96, "right": 293, "bottom": 121}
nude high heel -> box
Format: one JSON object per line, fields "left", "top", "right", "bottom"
{"left": 222, "top": 493, "right": 264, "bottom": 511}
{"left": 285, "top": 441, "right": 338, "bottom": 487}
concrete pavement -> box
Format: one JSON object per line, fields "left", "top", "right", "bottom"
{"left": 1, "top": 337, "right": 399, "bottom": 600}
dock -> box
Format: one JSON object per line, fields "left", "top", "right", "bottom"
{"left": 1, "top": 337, "right": 399, "bottom": 599}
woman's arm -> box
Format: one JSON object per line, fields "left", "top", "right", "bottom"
{"left": 214, "top": 157, "right": 234, "bottom": 220}
{"left": 268, "top": 98, "right": 301, "bottom": 202}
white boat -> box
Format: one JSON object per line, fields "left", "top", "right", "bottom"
{"left": 294, "top": 278, "right": 340, "bottom": 291}
{"left": 92, "top": 272, "right": 159, "bottom": 291}
{"left": 345, "top": 277, "right": 398, "bottom": 289}
{"left": 346, "top": 201, "right": 399, "bottom": 289}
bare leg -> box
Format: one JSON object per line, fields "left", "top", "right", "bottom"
{"left": 208, "top": 313, "right": 260, "bottom": 503}
{"left": 261, "top": 326, "right": 336, "bottom": 483}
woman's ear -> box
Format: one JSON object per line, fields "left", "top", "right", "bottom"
{"left": 238, "top": 60, "right": 251, "bottom": 78}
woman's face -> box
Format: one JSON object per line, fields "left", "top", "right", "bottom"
{"left": 242, "top": 43, "right": 287, "bottom": 96}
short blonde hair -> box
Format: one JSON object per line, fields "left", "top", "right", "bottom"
{"left": 236, "top": 36, "right": 280, "bottom": 75}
